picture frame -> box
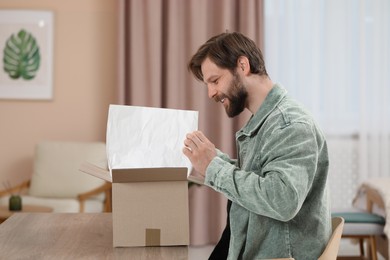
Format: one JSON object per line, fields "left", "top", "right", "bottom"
{"left": 0, "top": 10, "right": 53, "bottom": 100}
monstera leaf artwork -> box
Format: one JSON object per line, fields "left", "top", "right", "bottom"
{"left": 3, "top": 29, "right": 41, "bottom": 80}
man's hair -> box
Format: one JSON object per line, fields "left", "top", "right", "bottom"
{"left": 188, "top": 32, "right": 268, "bottom": 81}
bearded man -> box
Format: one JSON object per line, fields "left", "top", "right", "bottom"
{"left": 183, "top": 32, "right": 331, "bottom": 260}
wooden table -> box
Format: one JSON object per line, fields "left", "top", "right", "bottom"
{"left": 0, "top": 205, "right": 53, "bottom": 223}
{"left": 0, "top": 213, "right": 210, "bottom": 259}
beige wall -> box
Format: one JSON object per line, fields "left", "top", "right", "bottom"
{"left": 0, "top": 1, "right": 119, "bottom": 185}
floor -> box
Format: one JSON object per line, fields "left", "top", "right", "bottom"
{"left": 188, "top": 245, "right": 214, "bottom": 260}
{"left": 188, "top": 240, "right": 387, "bottom": 260}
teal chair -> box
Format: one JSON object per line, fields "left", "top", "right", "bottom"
{"left": 332, "top": 211, "right": 385, "bottom": 260}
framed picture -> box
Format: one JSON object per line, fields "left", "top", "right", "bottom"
{"left": 0, "top": 10, "right": 53, "bottom": 100}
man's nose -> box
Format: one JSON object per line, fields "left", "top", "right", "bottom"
{"left": 207, "top": 85, "right": 217, "bottom": 99}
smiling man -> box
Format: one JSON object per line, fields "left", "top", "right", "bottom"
{"left": 183, "top": 32, "right": 332, "bottom": 260}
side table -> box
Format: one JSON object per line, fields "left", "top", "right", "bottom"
{"left": 0, "top": 205, "right": 53, "bottom": 223}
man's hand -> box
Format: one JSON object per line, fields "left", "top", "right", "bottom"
{"left": 183, "top": 131, "right": 217, "bottom": 177}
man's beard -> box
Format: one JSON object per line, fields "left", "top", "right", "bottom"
{"left": 224, "top": 72, "right": 248, "bottom": 118}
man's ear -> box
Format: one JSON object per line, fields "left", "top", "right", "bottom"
{"left": 237, "top": 56, "right": 250, "bottom": 75}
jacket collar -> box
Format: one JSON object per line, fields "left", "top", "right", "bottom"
{"left": 237, "top": 83, "right": 287, "bottom": 138}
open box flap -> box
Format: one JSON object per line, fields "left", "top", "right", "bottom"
{"left": 79, "top": 161, "right": 112, "bottom": 182}
{"left": 80, "top": 162, "right": 189, "bottom": 183}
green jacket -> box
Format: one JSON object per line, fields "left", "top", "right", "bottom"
{"left": 205, "top": 84, "right": 332, "bottom": 259}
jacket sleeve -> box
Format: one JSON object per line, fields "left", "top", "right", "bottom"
{"left": 204, "top": 122, "right": 320, "bottom": 222}
{"left": 215, "top": 149, "right": 238, "bottom": 166}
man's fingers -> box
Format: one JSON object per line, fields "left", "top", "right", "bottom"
{"left": 194, "top": 131, "right": 213, "bottom": 146}
{"left": 193, "top": 131, "right": 207, "bottom": 142}
{"left": 186, "top": 131, "right": 206, "bottom": 147}
{"left": 182, "top": 147, "right": 192, "bottom": 157}
{"left": 184, "top": 137, "right": 197, "bottom": 150}
{"left": 182, "top": 130, "right": 216, "bottom": 176}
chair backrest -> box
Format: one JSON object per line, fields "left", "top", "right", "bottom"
{"left": 28, "top": 141, "right": 107, "bottom": 199}
{"left": 318, "top": 217, "right": 345, "bottom": 260}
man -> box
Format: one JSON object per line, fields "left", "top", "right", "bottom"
{"left": 183, "top": 32, "right": 331, "bottom": 259}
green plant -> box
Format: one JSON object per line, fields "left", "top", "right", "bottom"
{"left": 3, "top": 29, "right": 40, "bottom": 80}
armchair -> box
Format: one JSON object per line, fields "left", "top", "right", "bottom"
{"left": 0, "top": 141, "right": 111, "bottom": 213}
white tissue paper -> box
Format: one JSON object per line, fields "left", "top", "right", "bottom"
{"left": 106, "top": 105, "right": 198, "bottom": 176}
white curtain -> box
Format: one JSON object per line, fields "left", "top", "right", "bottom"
{"left": 264, "top": 0, "right": 390, "bottom": 210}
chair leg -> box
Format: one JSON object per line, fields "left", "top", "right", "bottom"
{"left": 369, "top": 236, "right": 377, "bottom": 260}
{"left": 359, "top": 238, "right": 365, "bottom": 257}
{"left": 79, "top": 200, "right": 85, "bottom": 212}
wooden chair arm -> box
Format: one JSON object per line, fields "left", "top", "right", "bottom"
{"left": 361, "top": 183, "right": 388, "bottom": 259}
{"left": 0, "top": 180, "right": 30, "bottom": 197}
{"left": 362, "top": 184, "right": 386, "bottom": 212}
{"left": 77, "top": 182, "right": 112, "bottom": 212}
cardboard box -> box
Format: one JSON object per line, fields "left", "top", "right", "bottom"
{"left": 80, "top": 162, "right": 190, "bottom": 247}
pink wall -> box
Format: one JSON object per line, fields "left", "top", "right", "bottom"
{"left": 0, "top": 1, "right": 119, "bottom": 185}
